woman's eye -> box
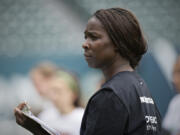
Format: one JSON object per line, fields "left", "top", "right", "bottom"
{"left": 84, "top": 33, "right": 99, "bottom": 40}
{"left": 90, "top": 35, "right": 98, "bottom": 40}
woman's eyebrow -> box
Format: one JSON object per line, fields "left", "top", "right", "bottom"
{"left": 84, "top": 30, "right": 100, "bottom": 35}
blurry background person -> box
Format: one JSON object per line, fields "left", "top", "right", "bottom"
{"left": 38, "top": 69, "right": 84, "bottom": 135}
{"left": 30, "top": 61, "right": 84, "bottom": 135}
{"left": 29, "top": 61, "right": 58, "bottom": 114}
{"left": 162, "top": 56, "right": 180, "bottom": 135}
{"left": 30, "top": 62, "right": 58, "bottom": 100}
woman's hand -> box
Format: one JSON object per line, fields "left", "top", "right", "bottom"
{"left": 14, "top": 103, "right": 45, "bottom": 135}
{"left": 14, "top": 102, "right": 36, "bottom": 133}
{"left": 14, "top": 103, "right": 53, "bottom": 135}
{"left": 14, "top": 102, "right": 28, "bottom": 126}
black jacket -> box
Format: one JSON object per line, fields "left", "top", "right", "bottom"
{"left": 80, "top": 71, "right": 162, "bottom": 135}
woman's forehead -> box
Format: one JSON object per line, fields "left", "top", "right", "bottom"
{"left": 85, "top": 16, "right": 105, "bottom": 32}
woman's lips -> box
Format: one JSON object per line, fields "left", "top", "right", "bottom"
{"left": 84, "top": 53, "right": 92, "bottom": 59}
{"left": 84, "top": 53, "right": 91, "bottom": 57}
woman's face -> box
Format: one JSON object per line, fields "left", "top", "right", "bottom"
{"left": 82, "top": 16, "right": 117, "bottom": 69}
{"left": 173, "top": 58, "right": 180, "bottom": 93}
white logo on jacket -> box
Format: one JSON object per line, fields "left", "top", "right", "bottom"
{"left": 140, "top": 96, "right": 154, "bottom": 104}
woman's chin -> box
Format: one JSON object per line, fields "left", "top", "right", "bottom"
{"left": 87, "top": 63, "right": 100, "bottom": 69}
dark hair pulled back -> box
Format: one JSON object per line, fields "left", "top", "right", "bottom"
{"left": 94, "top": 8, "right": 147, "bottom": 69}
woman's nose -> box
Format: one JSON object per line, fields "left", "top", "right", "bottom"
{"left": 82, "top": 41, "right": 89, "bottom": 50}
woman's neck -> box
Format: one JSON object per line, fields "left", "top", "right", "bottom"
{"left": 102, "top": 55, "right": 133, "bottom": 81}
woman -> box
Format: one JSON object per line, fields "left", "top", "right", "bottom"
{"left": 80, "top": 7, "right": 161, "bottom": 135}
{"left": 14, "top": 7, "right": 162, "bottom": 135}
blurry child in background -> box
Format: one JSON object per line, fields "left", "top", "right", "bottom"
{"left": 163, "top": 56, "right": 180, "bottom": 135}
{"left": 30, "top": 61, "right": 84, "bottom": 135}
{"left": 38, "top": 69, "right": 84, "bottom": 135}
{"left": 30, "top": 62, "right": 58, "bottom": 100}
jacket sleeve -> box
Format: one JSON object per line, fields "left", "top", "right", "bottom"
{"left": 82, "top": 89, "right": 128, "bottom": 135}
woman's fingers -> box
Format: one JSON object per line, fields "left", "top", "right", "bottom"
{"left": 14, "top": 108, "right": 23, "bottom": 124}
{"left": 14, "top": 107, "right": 26, "bottom": 126}
{"left": 17, "top": 102, "right": 26, "bottom": 110}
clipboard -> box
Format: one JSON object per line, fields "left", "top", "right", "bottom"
{"left": 21, "top": 104, "right": 60, "bottom": 135}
